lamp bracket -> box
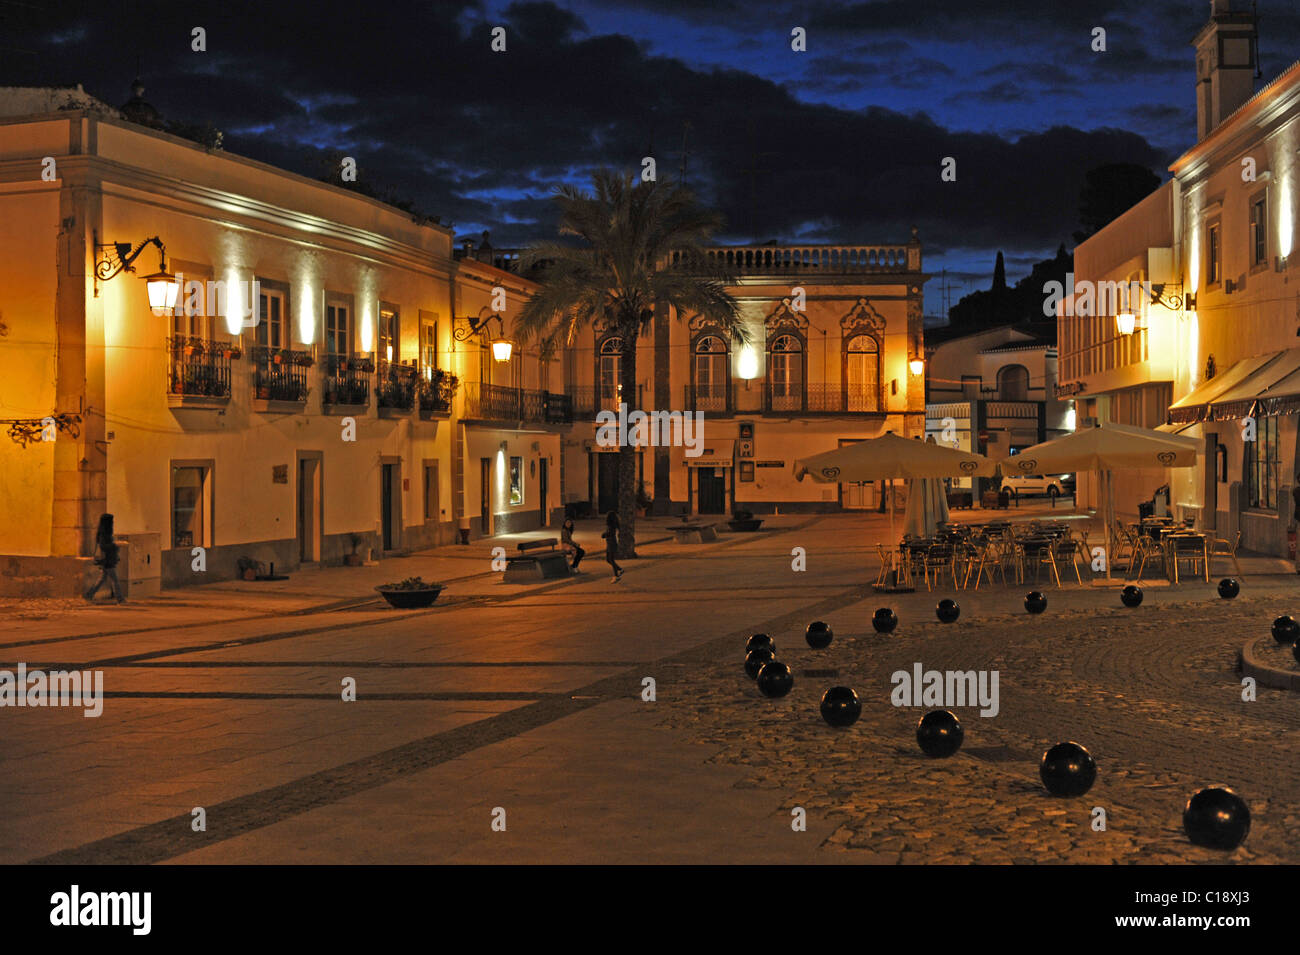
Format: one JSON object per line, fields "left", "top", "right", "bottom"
{"left": 93, "top": 232, "right": 167, "bottom": 297}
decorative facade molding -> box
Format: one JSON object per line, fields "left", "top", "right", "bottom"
{"left": 764, "top": 298, "right": 809, "bottom": 337}
{"left": 840, "top": 297, "right": 887, "bottom": 334}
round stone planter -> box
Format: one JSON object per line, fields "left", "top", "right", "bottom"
{"left": 375, "top": 585, "right": 444, "bottom": 609}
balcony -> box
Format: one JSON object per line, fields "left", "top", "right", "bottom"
{"left": 251, "top": 345, "right": 310, "bottom": 409}
{"left": 463, "top": 382, "right": 573, "bottom": 425}
{"left": 760, "top": 382, "right": 885, "bottom": 415}
{"left": 568, "top": 385, "right": 645, "bottom": 418}
{"left": 377, "top": 361, "right": 417, "bottom": 416}
{"left": 321, "top": 353, "right": 371, "bottom": 409}
{"left": 167, "top": 336, "right": 234, "bottom": 408}
{"left": 689, "top": 384, "right": 731, "bottom": 416}
{"left": 417, "top": 369, "right": 458, "bottom": 420}
{"left": 667, "top": 243, "right": 919, "bottom": 275}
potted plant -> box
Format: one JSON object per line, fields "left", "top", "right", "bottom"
{"left": 375, "top": 575, "right": 444, "bottom": 608}
{"left": 295, "top": 352, "right": 314, "bottom": 367}
{"left": 727, "top": 508, "right": 764, "bottom": 532}
{"left": 344, "top": 533, "right": 369, "bottom": 566}
{"left": 223, "top": 345, "right": 242, "bottom": 360}
{"left": 272, "top": 351, "right": 284, "bottom": 365}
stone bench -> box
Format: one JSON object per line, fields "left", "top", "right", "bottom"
{"left": 503, "top": 538, "right": 571, "bottom": 583}
{"left": 672, "top": 522, "right": 718, "bottom": 544}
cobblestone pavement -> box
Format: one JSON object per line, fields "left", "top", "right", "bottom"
{"left": 654, "top": 584, "right": 1300, "bottom": 864}
{"left": 1, "top": 509, "right": 1298, "bottom": 864}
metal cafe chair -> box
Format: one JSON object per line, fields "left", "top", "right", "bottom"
{"left": 1110, "top": 522, "right": 1135, "bottom": 570}
{"left": 1130, "top": 535, "right": 1167, "bottom": 583}
{"left": 1208, "top": 531, "right": 1242, "bottom": 576}
{"left": 1018, "top": 537, "right": 1053, "bottom": 586}
{"left": 875, "top": 543, "right": 893, "bottom": 587}
{"left": 923, "top": 543, "right": 957, "bottom": 592}
{"left": 1167, "top": 533, "right": 1209, "bottom": 584}
{"left": 1045, "top": 536, "right": 1084, "bottom": 587}
{"left": 962, "top": 538, "right": 1002, "bottom": 590}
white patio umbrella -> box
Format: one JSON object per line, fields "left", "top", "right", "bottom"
{"left": 1010, "top": 422, "right": 1199, "bottom": 579}
{"left": 794, "top": 432, "right": 994, "bottom": 549}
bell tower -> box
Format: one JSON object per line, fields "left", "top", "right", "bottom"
{"left": 1193, "top": 0, "right": 1260, "bottom": 141}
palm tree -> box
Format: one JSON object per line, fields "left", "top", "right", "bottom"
{"left": 517, "top": 169, "right": 746, "bottom": 558}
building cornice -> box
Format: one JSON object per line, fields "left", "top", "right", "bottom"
{"left": 1171, "top": 58, "right": 1300, "bottom": 178}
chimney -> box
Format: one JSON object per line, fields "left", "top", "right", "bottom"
{"left": 1193, "top": 0, "right": 1259, "bottom": 140}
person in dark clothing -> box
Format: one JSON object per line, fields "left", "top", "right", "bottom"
{"left": 561, "top": 518, "right": 585, "bottom": 571}
{"left": 85, "top": 513, "right": 124, "bottom": 603}
{"left": 602, "top": 511, "right": 624, "bottom": 582}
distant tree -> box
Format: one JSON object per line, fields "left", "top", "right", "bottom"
{"left": 1073, "top": 163, "right": 1161, "bottom": 243}
{"left": 993, "top": 251, "right": 1007, "bottom": 292}
{"left": 943, "top": 244, "right": 1073, "bottom": 337}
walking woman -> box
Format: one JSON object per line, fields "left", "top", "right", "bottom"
{"left": 85, "top": 513, "right": 125, "bottom": 603}
{"left": 602, "top": 511, "right": 624, "bottom": 583}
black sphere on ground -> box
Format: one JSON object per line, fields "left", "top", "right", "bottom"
{"left": 756, "top": 660, "right": 794, "bottom": 699}
{"left": 1121, "top": 585, "right": 1143, "bottom": 608}
{"left": 1039, "top": 741, "right": 1097, "bottom": 797}
{"left": 1217, "top": 578, "right": 1240, "bottom": 599}
{"left": 936, "top": 599, "right": 960, "bottom": 623}
{"left": 746, "top": 633, "right": 776, "bottom": 655}
{"left": 744, "top": 647, "right": 775, "bottom": 679}
{"left": 819, "top": 686, "right": 861, "bottom": 727}
{"left": 916, "top": 710, "right": 964, "bottom": 758}
{"left": 1024, "top": 591, "right": 1048, "bottom": 614}
{"left": 1183, "top": 787, "right": 1251, "bottom": 850}
{"left": 872, "top": 607, "right": 899, "bottom": 634}
{"left": 805, "top": 620, "right": 833, "bottom": 649}
{"left": 1271, "top": 615, "right": 1300, "bottom": 645}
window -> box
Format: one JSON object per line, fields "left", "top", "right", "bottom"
{"left": 599, "top": 337, "right": 623, "bottom": 408}
{"left": 171, "top": 465, "right": 210, "bottom": 549}
{"left": 997, "top": 365, "right": 1030, "bottom": 401}
{"left": 255, "top": 289, "right": 287, "bottom": 349}
{"left": 172, "top": 273, "right": 211, "bottom": 339}
{"left": 509, "top": 456, "right": 523, "bottom": 506}
{"left": 1206, "top": 222, "right": 1221, "bottom": 286}
{"left": 693, "top": 335, "right": 729, "bottom": 410}
{"left": 421, "top": 320, "right": 437, "bottom": 376}
{"left": 769, "top": 334, "right": 803, "bottom": 411}
{"left": 378, "top": 306, "right": 399, "bottom": 364}
{"left": 845, "top": 334, "right": 879, "bottom": 411}
{"left": 1250, "top": 195, "right": 1268, "bottom": 268}
{"left": 325, "top": 302, "right": 350, "bottom": 356}
{"left": 1245, "top": 415, "right": 1279, "bottom": 510}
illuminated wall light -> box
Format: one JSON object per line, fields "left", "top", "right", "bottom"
{"left": 1065, "top": 407, "right": 1077, "bottom": 431}
{"left": 299, "top": 283, "right": 316, "bottom": 345}
{"left": 1116, "top": 312, "right": 1136, "bottom": 336}
{"left": 909, "top": 358, "right": 924, "bottom": 376}
{"left": 359, "top": 301, "right": 373, "bottom": 353}
{"left": 737, "top": 344, "right": 760, "bottom": 380}
{"left": 1279, "top": 176, "right": 1293, "bottom": 260}
{"left": 224, "top": 270, "right": 244, "bottom": 335}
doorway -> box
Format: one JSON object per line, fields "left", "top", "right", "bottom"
{"left": 597, "top": 452, "right": 620, "bottom": 514}
{"left": 480, "top": 457, "right": 492, "bottom": 535}
{"left": 697, "top": 467, "right": 726, "bottom": 514}
{"left": 381, "top": 461, "right": 401, "bottom": 552}
{"left": 424, "top": 461, "right": 440, "bottom": 546}
{"left": 297, "top": 454, "right": 321, "bottom": 562}
{"left": 538, "top": 458, "right": 549, "bottom": 527}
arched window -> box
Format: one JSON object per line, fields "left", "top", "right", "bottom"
{"left": 997, "top": 364, "right": 1029, "bottom": 401}
{"left": 845, "top": 334, "right": 880, "bottom": 411}
{"left": 693, "top": 335, "right": 729, "bottom": 411}
{"left": 599, "top": 337, "right": 623, "bottom": 410}
{"left": 769, "top": 333, "right": 803, "bottom": 411}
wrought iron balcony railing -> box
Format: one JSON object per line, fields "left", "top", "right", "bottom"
{"left": 321, "top": 352, "right": 370, "bottom": 407}
{"left": 377, "top": 360, "right": 417, "bottom": 410}
{"left": 463, "top": 382, "right": 572, "bottom": 424}
{"left": 251, "top": 345, "right": 310, "bottom": 402}
{"left": 167, "top": 335, "right": 234, "bottom": 399}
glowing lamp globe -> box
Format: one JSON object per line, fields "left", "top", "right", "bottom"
{"left": 145, "top": 269, "right": 180, "bottom": 314}
{"left": 491, "top": 338, "right": 514, "bottom": 362}
{"left": 1116, "top": 312, "right": 1136, "bottom": 336}
{"left": 909, "top": 358, "right": 924, "bottom": 375}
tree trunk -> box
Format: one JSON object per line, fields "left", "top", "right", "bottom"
{"left": 617, "top": 322, "right": 638, "bottom": 558}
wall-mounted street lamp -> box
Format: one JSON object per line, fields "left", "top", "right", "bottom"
{"left": 1148, "top": 283, "right": 1195, "bottom": 312}
{"left": 909, "top": 358, "right": 925, "bottom": 376}
{"left": 1116, "top": 311, "right": 1136, "bottom": 336}
{"left": 454, "top": 310, "right": 514, "bottom": 362}
{"left": 93, "top": 232, "right": 180, "bottom": 313}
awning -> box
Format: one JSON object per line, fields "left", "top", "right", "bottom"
{"left": 1209, "top": 346, "right": 1300, "bottom": 420}
{"left": 1168, "top": 351, "right": 1283, "bottom": 423}
{"left": 1155, "top": 421, "right": 1197, "bottom": 434}
{"left": 687, "top": 439, "right": 734, "bottom": 467}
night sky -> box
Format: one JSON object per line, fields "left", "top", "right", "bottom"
{"left": 5, "top": 0, "right": 1300, "bottom": 317}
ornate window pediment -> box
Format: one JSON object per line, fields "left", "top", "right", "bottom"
{"left": 840, "top": 298, "right": 887, "bottom": 334}
{"left": 764, "top": 298, "right": 808, "bottom": 334}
